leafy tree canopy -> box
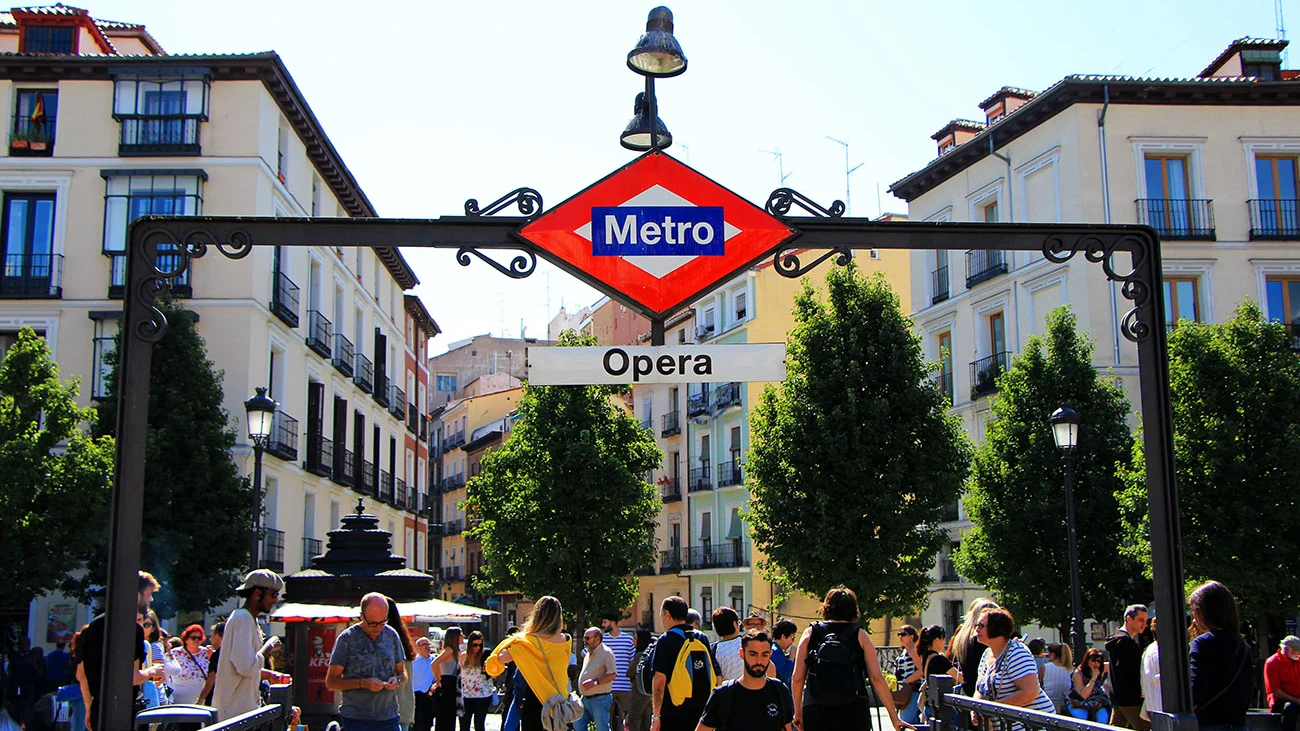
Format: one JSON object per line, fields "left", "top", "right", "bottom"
{"left": 0, "top": 328, "right": 114, "bottom": 608}
{"left": 466, "top": 330, "right": 663, "bottom": 630}
{"left": 745, "top": 263, "right": 971, "bottom": 619}
{"left": 956, "top": 307, "right": 1144, "bottom": 630}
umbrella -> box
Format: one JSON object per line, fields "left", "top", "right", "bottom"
{"left": 269, "top": 598, "right": 496, "bottom": 624}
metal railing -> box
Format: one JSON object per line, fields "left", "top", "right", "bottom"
{"left": 933, "top": 369, "right": 954, "bottom": 402}
{"left": 266, "top": 411, "right": 298, "bottom": 461}
{"left": 407, "top": 404, "right": 418, "bottom": 434}
{"left": 361, "top": 460, "right": 376, "bottom": 493}
{"left": 373, "top": 372, "right": 390, "bottom": 407}
{"left": 966, "top": 249, "right": 1008, "bottom": 287}
{"left": 270, "top": 269, "right": 299, "bottom": 327}
{"left": 1, "top": 253, "right": 63, "bottom": 298}
{"left": 442, "top": 566, "right": 463, "bottom": 581}
{"left": 970, "top": 351, "right": 1011, "bottom": 399}
{"left": 335, "top": 448, "right": 354, "bottom": 488}
{"left": 1136, "top": 198, "right": 1216, "bottom": 240}
{"left": 444, "top": 520, "right": 464, "bottom": 536}
{"left": 683, "top": 543, "right": 748, "bottom": 570}
{"left": 9, "top": 113, "right": 55, "bottom": 156}
{"left": 931, "top": 264, "right": 950, "bottom": 304}
{"left": 258, "top": 528, "right": 285, "bottom": 573}
{"left": 109, "top": 252, "right": 190, "bottom": 298}
{"left": 395, "top": 477, "right": 408, "bottom": 508}
{"left": 714, "top": 382, "right": 741, "bottom": 409}
{"left": 716, "top": 460, "right": 742, "bottom": 487}
{"left": 354, "top": 352, "right": 374, "bottom": 393}
{"left": 1248, "top": 198, "right": 1300, "bottom": 240}
{"left": 118, "top": 114, "right": 202, "bottom": 155}
{"left": 687, "top": 390, "right": 710, "bottom": 416}
{"left": 305, "top": 434, "right": 332, "bottom": 478}
{"left": 640, "top": 417, "right": 653, "bottom": 430}
{"left": 924, "top": 674, "right": 1121, "bottom": 731}
{"left": 419, "top": 414, "right": 429, "bottom": 441}
{"left": 659, "top": 478, "right": 682, "bottom": 502}
{"left": 689, "top": 465, "right": 712, "bottom": 492}
{"left": 305, "top": 310, "right": 332, "bottom": 358}
{"left": 661, "top": 410, "right": 681, "bottom": 437}
{"left": 659, "top": 549, "right": 682, "bottom": 574}
{"left": 301, "top": 537, "right": 322, "bottom": 570}
{"left": 389, "top": 385, "right": 406, "bottom": 419}
{"left": 332, "top": 333, "right": 354, "bottom": 377}
{"left": 696, "top": 324, "right": 716, "bottom": 341}
{"left": 379, "top": 471, "right": 394, "bottom": 503}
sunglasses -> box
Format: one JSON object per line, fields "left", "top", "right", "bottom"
{"left": 469, "top": 642, "right": 483, "bottom": 648}
{"left": 185, "top": 635, "right": 202, "bottom": 641}
{"left": 143, "top": 622, "right": 155, "bottom": 627}
{"left": 897, "top": 632, "right": 913, "bottom": 638}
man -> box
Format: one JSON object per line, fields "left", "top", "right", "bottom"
{"left": 1264, "top": 635, "right": 1300, "bottom": 731}
{"left": 652, "top": 597, "right": 720, "bottom": 731}
{"left": 711, "top": 608, "right": 744, "bottom": 681}
{"left": 600, "top": 613, "right": 636, "bottom": 731}
{"left": 411, "top": 637, "right": 435, "bottom": 731}
{"left": 686, "top": 609, "right": 703, "bottom": 631}
{"left": 1105, "top": 604, "right": 1151, "bottom": 731}
{"left": 577, "top": 627, "right": 618, "bottom": 731}
{"left": 214, "top": 569, "right": 290, "bottom": 721}
{"left": 742, "top": 612, "right": 766, "bottom": 632}
{"left": 696, "top": 629, "right": 793, "bottom": 731}
{"left": 76, "top": 571, "right": 166, "bottom": 731}
{"left": 769, "top": 620, "right": 797, "bottom": 688}
{"left": 45, "top": 641, "right": 71, "bottom": 693}
{"left": 325, "top": 593, "right": 407, "bottom": 731}
{"left": 200, "top": 621, "right": 225, "bottom": 706}
{"left": 6, "top": 637, "right": 36, "bottom": 727}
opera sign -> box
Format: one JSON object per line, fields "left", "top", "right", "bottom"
{"left": 526, "top": 344, "right": 786, "bottom": 386}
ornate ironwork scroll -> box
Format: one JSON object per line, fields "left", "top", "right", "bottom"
{"left": 464, "top": 187, "right": 544, "bottom": 218}
{"left": 765, "top": 188, "right": 846, "bottom": 218}
{"left": 1042, "top": 232, "right": 1151, "bottom": 343}
{"left": 454, "top": 246, "right": 538, "bottom": 279}
{"left": 772, "top": 246, "right": 853, "bottom": 278}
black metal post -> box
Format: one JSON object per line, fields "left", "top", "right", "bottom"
{"left": 250, "top": 440, "right": 264, "bottom": 569}
{"left": 646, "top": 75, "right": 659, "bottom": 153}
{"left": 1063, "top": 452, "right": 1087, "bottom": 662}
{"left": 650, "top": 318, "right": 665, "bottom": 346}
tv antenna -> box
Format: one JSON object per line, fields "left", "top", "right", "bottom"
{"left": 826, "top": 136, "right": 864, "bottom": 216}
{"left": 759, "top": 148, "right": 792, "bottom": 186}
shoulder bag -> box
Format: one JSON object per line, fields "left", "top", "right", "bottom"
{"left": 533, "top": 636, "right": 583, "bottom": 731}
{"left": 891, "top": 652, "right": 921, "bottom": 706}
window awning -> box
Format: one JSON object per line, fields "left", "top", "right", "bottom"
{"left": 725, "top": 509, "right": 743, "bottom": 540}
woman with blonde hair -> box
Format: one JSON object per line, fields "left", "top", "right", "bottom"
{"left": 486, "top": 597, "right": 574, "bottom": 731}
{"left": 1041, "top": 643, "right": 1073, "bottom": 713}
{"left": 951, "top": 597, "right": 998, "bottom": 696}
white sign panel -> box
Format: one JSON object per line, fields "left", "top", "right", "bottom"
{"left": 527, "top": 344, "right": 787, "bottom": 385}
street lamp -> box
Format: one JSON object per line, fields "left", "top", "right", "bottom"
{"left": 622, "top": 6, "right": 685, "bottom": 152}
{"left": 244, "top": 387, "right": 277, "bottom": 570}
{"left": 1050, "top": 405, "right": 1086, "bottom": 662}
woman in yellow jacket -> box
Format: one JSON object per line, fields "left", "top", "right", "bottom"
{"left": 487, "top": 596, "right": 572, "bottom": 731}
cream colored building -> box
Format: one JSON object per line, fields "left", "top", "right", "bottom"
{"left": 889, "top": 37, "right": 1299, "bottom": 639}
{"left": 0, "top": 5, "right": 437, "bottom": 647}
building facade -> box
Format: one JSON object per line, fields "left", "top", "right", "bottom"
{"left": 427, "top": 334, "right": 548, "bottom": 407}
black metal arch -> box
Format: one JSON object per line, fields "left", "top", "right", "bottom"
{"left": 99, "top": 187, "right": 1190, "bottom": 731}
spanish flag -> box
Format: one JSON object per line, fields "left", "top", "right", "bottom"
{"left": 30, "top": 96, "right": 45, "bottom": 127}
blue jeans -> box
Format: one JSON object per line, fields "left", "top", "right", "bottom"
{"left": 1067, "top": 707, "right": 1111, "bottom": 724}
{"left": 898, "top": 690, "right": 922, "bottom": 724}
{"left": 340, "top": 717, "right": 402, "bottom": 731}
{"left": 575, "top": 693, "right": 612, "bottom": 731}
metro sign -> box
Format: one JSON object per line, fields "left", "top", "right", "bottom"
{"left": 516, "top": 152, "right": 798, "bottom": 320}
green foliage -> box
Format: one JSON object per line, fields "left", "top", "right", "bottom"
{"left": 745, "top": 264, "right": 970, "bottom": 619}
{"left": 77, "top": 299, "right": 254, "bottom": 617}
{"left": 956, "top": 307, "right": 1143, "bottom": 629}
{"left": 1117, "top": 302, "right": 1300, "bottom": 624}
{"left": 465, "top": 330, "right": 663, "bottom": 630}
{"left": 0, "top": 329, "right": 114, "bottom": 608}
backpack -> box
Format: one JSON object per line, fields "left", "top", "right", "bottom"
{"left": 634, "top": 631, "right": 674, "bottom": 697}
{"left": 667, "top": 629, "right": 716, "bottom": 706}
{"left": 712, "top": 678, "right": 793, "bottom": 730}
{"left": 806, "top": 622, "right": 865, "bottom": 706}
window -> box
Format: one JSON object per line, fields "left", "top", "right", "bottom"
{"left": 989, "top": 312, "right": 1005, "bottom": 354}
{"left": 277, "top": 122, "right": 290, "bottom": 182}
{"left": 1141, "top": 155, "right": 1212, "bottom": 239}
{"left": 91, "top": 320, "right": 116, "bottom": 401}
{"left": 2, "top": 193, "right": 59, "bottom": 298}
{"left": 1252, "top": 156, "right": 1299, "bottom": 238}
{"left": 311, "top": 176, "right": 322, "bottom": 217}
{"left": 11, "top": 89, "right": 57, "bottom": 155}
{"left": 1163, "top": 278, "right": 1200, "bottom": 330}
{"left": 22, "top": 25, "right": 74, "bottom": 54}
{"left": 1265, "top": 277, "right": 1300, "bottom": 328}
{"left": 983, "top": 201, "right": 998, "bottom": 223}
{"left": 677, "top": 328, "right": 686, "bottom": 344}
{"left": 943, "top": 600, "right": 964, "bottom": 637}
{"left": 936, "top": 330, "right": 953, "bottom": 400}
{"left": 734, "top": 291, "right": 747, "bottom": 321}
{"left": 700, "top": 587, "right": 713, "bottom": 627}
{"left": 729, "top": 585, "right": 744, "bottom": 613}
{"left": 103, "top": 173, "right": 203, "bottom": 297}
{"left": 113, "top": 75, "right": 209, "bottom": 154}
{"left": 437, "top": 373, "right": 456, "bottom": 392}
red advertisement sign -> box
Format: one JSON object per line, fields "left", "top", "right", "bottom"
{"left": 306, "top": 626, "right": 337, "bottom": 704}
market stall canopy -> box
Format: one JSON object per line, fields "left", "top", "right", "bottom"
{"left": 270, "top": 597, "right": 496, "bottom": 624}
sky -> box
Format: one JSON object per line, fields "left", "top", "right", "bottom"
{"left": 85, "top": 0, "right": 1292, "bottom": 352}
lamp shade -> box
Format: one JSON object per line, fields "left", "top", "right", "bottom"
{"left": 620, "top": 92, "right": 672, "bottom": 151}
{"left": 244, "top": 387, "right": 278, "bottom": 441}
{"left": 1049, "top": 406, "right": 1081, "bottom": 451}
{"left": 627, "top": 6, "right": 687, "bottom": 77}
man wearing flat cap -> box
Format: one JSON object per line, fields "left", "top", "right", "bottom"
{"left": 214, "top": 569, "right": 289, "bottom": 720}
{"left": 1265, "top": 635, "right": 1300, "bottom": 731}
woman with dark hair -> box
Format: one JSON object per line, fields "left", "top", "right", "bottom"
{"left": 1189, "top": 581, "right": 1252, "bottom": 731}
{"left": 163, "top": 624, "right": 212, "bottom": 705}
{"left": 791, "top": 586, "right": 908, "bottom": 731}
{"left": 459, "top": 631, "right": 493, "bottom": 731}
{"left": 623, "top": 630, "right": 652, "bottom": 731}
{"left": 430, "top": 627, "right": 463, "bottom": 731}
{"left": 1066, "top": 648, "right": 1111, "bottom": 723}
{"left": 918, "top": 625, "right": 954, "bottom": 723}
{"left": 972, "top": 607, "right": 1055, "bottom": 730}
{"left": 385, "top": 598, "right": 417, "bottom": 731}
{"left": 895, "top": 624, "right": 923, "bottom": 725}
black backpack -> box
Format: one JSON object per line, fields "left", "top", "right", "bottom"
{"left": 807, "top": 622, "right": 865, "bottom": 706}
{"left": 635, "top": 627, "right": 683, "bottom": 697}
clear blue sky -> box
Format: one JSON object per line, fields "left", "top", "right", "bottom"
{"left": 88, "top": 0, "right": 1291, "bottom": 350}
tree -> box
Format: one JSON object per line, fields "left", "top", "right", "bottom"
{"left": 76, "top": 299, "right": 255, "bottom": 617}
{"left": 745, "top": 263, "right": 970, "bottom": 619}
{"left": 1117, "top": 302, "right": 1300, "bottom": 650}
{"left": 956, "top": 307, "right": 1144, "bottom": 631}
{"left": 465, "top": 330, "right": 662, "bottom": 630}
{"left": 0, "top": 328, "right": 114, "bottom": 609}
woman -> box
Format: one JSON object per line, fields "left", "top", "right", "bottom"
{"left": 163, "top": 625, "right": 212, "bottom": 705}
{"left": 485, "top": 597, "right": 573, "bottom": 731}
{"left": 459, "top": 631, "right": 494, "bottom": 731}
{"left": 918, "top": 625, "right": 955, "bottom": 723}
{"left": 1189, "top": 581, "right": 1252, "bottom": 731}
{"left": 385, "top": 598, "right": 417, "bottom": 731}
{"left": 623, "top": 630, "right": 652, "bottom": 731}
{"left": 144, "top": 611, "right": 166, "bottom": 665}
{"left": 1140, "top": 618, "right": 1161, "bottom": 722}
{"left": 1066, "top": 648, "right": 1111, "bottom": 723}
{"left": 792, "top": 586, "right": 908, "bottom": 731}
{"left": 951, "top": 597, "right": 999, "bottom": 698}
{"left": 1041, "top": 643, "right": 1073, "bottom": 713}
{"left": 895, "top": 625, "right": 924, "bottom": 725}
{"left": 972, "top": 607, "right": 1055, "bottom": 731}
{"left": 430, "top": 627, "right": 463, "bottom": 731}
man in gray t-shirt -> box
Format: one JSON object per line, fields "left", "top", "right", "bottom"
{"left": 325, "top": 593, "right": 408, "bottom": 730}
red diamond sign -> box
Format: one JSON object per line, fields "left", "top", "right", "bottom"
{"left": 517, "top": 151, "right": 798, "bottom": 320}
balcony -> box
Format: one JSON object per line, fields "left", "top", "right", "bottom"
{"left": 361, "top": 460, "right": 377, "bottom": 494}
{"left": 379, "top": 471, "right": 394, "bottom": 503}
{"left": 266, "top": 411, "right": 299, "bottom": 462}
{"left": 1248, "top": 199, "right": 1300, "bottom": 240}
{"left": 332, "top": 333, "right": 354, "bottom": 377}
{"left": 633, "top": 563, "right": 655, "bottom": 576}
{"left": 716, "top": 460, "right": 742, "bottom": 487}
{"left": 441, "top": 566, "right": 463, "bottom": 582}
{"left": 1, "top": 253, "right": 63, "bottom": 298}
{"left": 445, "top": 519, "right": 464, "bottom": 536}
{"left": 419, "top": 414, "right": 429, "bottom": 442}
{"left": 659, "top": 549, "right": 682, "bottom": 575}
{"left": 941, "top": 500, "right": 960, "bottom": 523}
{"left": 301, "top": 537, "right": 322, "bottom": 570}
{"left": 970, "top": 351, "right": 1011, "bottom": 399}
{"left": 270, "top": 269, "right": 299, "bottom": 328}
{"left": 447, "top": 432, "right": 466, "bottom": 450}
{"left": 931, "top": 265, "right": 950, "bottom": 304}
{"left": 696, "top": 324, "right": 716, "bottom": 342}
{"left": 714, "top": 382, "right": 741, "bottom": 410}
{"left": 109, "top": 252, "right": 190, "bottom": 299}
{"left": 683, "top": 543, "right": 748, "bottom": 570}
{"left": 687, "top": 390, "right": 710, "bottom": 417}
{"left": 329, "top": 447, "right": 352, "bottom": 488}
{"left": 938, "top": 556, "right": 961, "bottom": 583}
{"left": 305, "top": 310, "right": 332, "bottom": 358}
{"left": 373, "top": 373, "right": 390, "bottom": 408}
{"left": 933, "top": 369, "right": 954, "bottom": 402}
{"left": 258, "top": 528, "right": 285, "bottom": 574}
{"left": 661, "top": 411, "right": 681, "bottom": 437}
{"left": 354, "top": 353, "right": 374, "bottom": 393}
{"left": 689, "top": 465, "right": 712, "bottom": 492}
{"left": 639, "top": 417, "right": 653, "bottom": 431}
{"left": 1136, "top": 198, "right": 1215, "bottom": 241}
{"left": 965, "top": 249, "right": 1008, "bottom": 288}
{"left": 305, "top": 434, "right": 332, "bottom": 478}
{"left": 10, "top": 113, "right": 55, "bottom": 157}
{"left": 659, "top": 478, "right": 682, "bottom": 503}
{"left": 407, "top": 405, "right": 418, "bottom": 434}
{"left": 118, "top": 114, "right": 202, "bottom": 156}
{"left": 388, "top": 385, "right": 406, "bottom": 420}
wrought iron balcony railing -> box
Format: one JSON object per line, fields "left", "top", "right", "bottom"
{"left": 716, "top": 460, "right": 742, "bottom": 487}
{"left": 361, "top": 460, "right": 377, "bottom": 493}
{"left": 970, "top": 351, "right": 1011, "bottom": 399}
{"left": 683, "top": 543, "right": 748, "bottom": 570}
{"left": 373, "top": 373, "right": 390, "bottom": 408}
{"left": 714, "top": 382, "right": 741, "bottom": 409}
{"left": 266, "top": 411, "right": 298, "bottom": 462}
{"left": 661, "top": 410, "right": 681, "bottom": 437}
{"left": 687, "top": 390, "right": 710, "bottom": 416}
{"left": 445, "top": 520, "right": 464, "bottom": 536}
{"left": 354, "top": 352, "right": 374, "bottom": 393}
{"left": 305, "top": 434, "right": 332, "bottom": 478}
{"left": 1136, "top": 198, "right": 1215, "bottom": 240}
{"left": 441, "top": 566, "right": 463, "bottom": 581}
{"left": 932, "top": 369, "right": 954, "bottom": 402}
{"left": 388, "top": 385, "right": 406, "bottom": 420}
{"left": 659, "top": 478, "right": 682, "bottom": 503}
{"left": 301, "top": 537, "right": 322, "bottom": 571}
{"left": 640, "top": 417, "right": 653, "bottom": 431}
{"left": 332, "top": 333, "right": 354, "bottom": 377}
{"left": 118, "top": 114, "right": 202, "bottom": 156}
{"left": 305, "top": 310, "right": 332, "bottom": 358}
{"left": 659, "top": 549, "right": 682, "bottom": 575}
{"left": 379, "top": 471, "right": 394, "bottom": 503}
{"left": 258, "top": 527, "right": 285, "bottom": 573}
{"left": 965, "top": 249, "right": 1008, "bottom": 288}
{"left": 689, "top": 465, "right": 712, "bottom": 492}
{"left": 335, "top": 448, "right": 354, "bottom": 488}
{"left": 270, "top": 269, "right": 299, "bottom": 328}
{"left": 10, "top": 113, "right": 55, "bottom": 156}
{"left": 1, "top": 253, "right": 63, "bottom": 298}
{"left": 1248, "top": 199, "right": 1300, "bottom": 240}
{"left": 931, "top": 264, "right": 950, "bottom": 304}
{"left": 407, "top": 405, "right": 418, "bottom": 434}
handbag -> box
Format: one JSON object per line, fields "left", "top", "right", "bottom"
{"left": 1067, "top": 671, "right": 1109, "bottom": 712}
{"left": 892, "top": 680, "right": 919, "bottom": 707}
{"left": 533, "top": 636, "right": 583, "bottom": 731}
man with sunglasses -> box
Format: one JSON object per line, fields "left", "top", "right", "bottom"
{"left": 214, "top": 569, "right": 288, "bottom": 721}
{"left": 326, "top": 593, "right": 407, "bottom": 731}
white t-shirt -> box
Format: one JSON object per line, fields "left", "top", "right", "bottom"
{"left": 714, "top": 635, "right": 744, "bottom": 681}
{"left": 214, "top": 608, "right": 265, "bottom": 721}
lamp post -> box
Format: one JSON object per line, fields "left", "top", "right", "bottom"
{"left": 1051, "top": 405, "right": 1086, "bottom": 662}
{"left": 621, "top": 6, "right": 686, "bottom": 153}
{"left": 244, "top": 387, "right": 277, "bottom": 570}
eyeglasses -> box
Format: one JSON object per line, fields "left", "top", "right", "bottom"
{"left": 974, "top": 622, "right": 987, "bottom": 630}
{"left": 143, "top": 622, "right": 155, "bottom": 628}
{"left": 362, "top": 619, "right": 387, "bottom": 628}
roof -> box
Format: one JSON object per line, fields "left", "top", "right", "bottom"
{"left": 404, "top": 294, "right": 440, "bottom": 338}
{"left": 1200, "top": 37, "right": 1289, "bottom": 77}
{"left": 979, "top": 86, "right": 1037, "bottom": 110}
{"left": 930, "top": 119, "right": 985, "bottom": 141}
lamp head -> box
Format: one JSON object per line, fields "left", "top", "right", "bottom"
{"left": 1049, "top": 406, "right": 1081, "bottom": 451}
{"left": 244, "top": 386, "right": 278, "bottom": 442}
{"left": 620, "top": 91, "right": 672, "bottom": 151}
{"left": 627, "top": 6, "right": 687, "bottom": 77}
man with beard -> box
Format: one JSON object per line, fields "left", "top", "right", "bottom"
{"left": 695, "top": 629, "right": 793, "bottom": 731}
{"left": 75, "top": 571, "right": 166, "bottom": 731}
{"left": 214, "top": 569, "right": 289, "bottom": 720}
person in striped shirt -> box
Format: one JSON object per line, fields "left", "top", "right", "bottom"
{"left": 601, "top": 613, "right": 637, "bottom": 731}
{"left": 973, "top": 607, "right": 1056, "bottom": 731}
